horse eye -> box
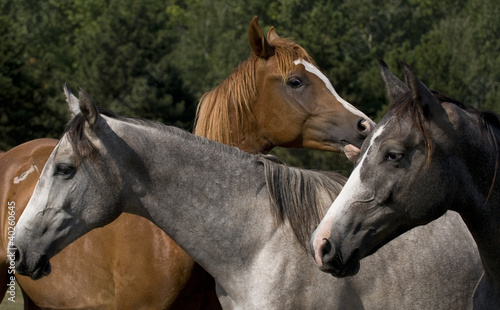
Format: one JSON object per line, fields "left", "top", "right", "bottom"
{"left": 287, "top": 77, "right": 303, "bottom": 89}
{"left": 386, "top": 152, "right": 403, "bottom": 162}
{"left": 55, "top": 164, "right": 75, "bottom": 178}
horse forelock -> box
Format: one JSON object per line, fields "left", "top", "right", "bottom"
{"left": 256, "top": 156, "right": 346, "bottom": 251}
{"left": 64, "top": 113, "right": 101, "bottom": 166}
{"left": 63, "top": 108, "right": 143, "bottom": 165}
{"left": 388, "top": 92, "right": 434, "bottom": 168}
{"left": 271, "top": 37, "right": 315, "bottom": 81}
{"left": 193, "top": 37, "right": 314, "bottom": 147}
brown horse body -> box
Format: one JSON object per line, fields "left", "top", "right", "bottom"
{"left": 2, "top": 17, "right": 372, "bottom": 309}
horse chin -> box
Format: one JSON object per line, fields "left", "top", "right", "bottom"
{"left": 319, "top": 260, "right": 361, "bottom": 278}
{"left": 319, "top": 246, "right": 362, "bottom": 278}
{"left": 343, "top": 144, "right": 360, "bottom": 163}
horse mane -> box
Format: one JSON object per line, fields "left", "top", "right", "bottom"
{"left": 389, "top": 90, "right": 500, "bottom": 201}
{"left": 256, "top": 155, "right": 346, "bottom": 251}
{"left": 193, "top": 36, "right": 315, "bottom": 146}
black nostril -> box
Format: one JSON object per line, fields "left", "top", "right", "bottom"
{"left": 321, "top": 238, "right": 332, "bottom": 259}
{"left": 357, "top": 119, "right": 370, "bottom": 133}
{"left": 13, "top": 248, "right": 20, "bottom": 263}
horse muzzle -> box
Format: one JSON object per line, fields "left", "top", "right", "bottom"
{"left": 313, "top": 236, "right": 361, "bottom": 278}
{"left": 15, "top": 248, "right": 52, "bottom": 280}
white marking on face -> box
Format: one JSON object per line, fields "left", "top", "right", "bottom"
{"left": 16, "top": 140, "right": 62, "bottom": 229}
{"left": 13, "top": 164, "right": 40, "bottom": 184}
{"left": 313, "top": 124, "right": 386, "bottom": 265}
{"left": 294, "top": 59, "right": 371, "bottom": 120}
{"left": 325, "top": 124, "right": 386, "bottom": 218}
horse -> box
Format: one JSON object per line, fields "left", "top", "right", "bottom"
{"left": 2, "top": 17, "right": 374, "bottom": 308}
{"left": 193, "top": 16, "right": 373, "bottom": 157}
{"left": 311, "top": 61, "right": 493, "bottom": 308}
{"left": 15, "top": 87, "right": 483, "bottom": 309}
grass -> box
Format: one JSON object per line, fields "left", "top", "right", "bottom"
{"left": 0, "top": 281, "right": 23, "bottom": 310}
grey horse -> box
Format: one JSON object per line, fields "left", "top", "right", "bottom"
{"left": 15, "top": 86, "right": 481, "bottom": 309}
{"left": 312, "top": 61, "right": 497, "bottom": 309}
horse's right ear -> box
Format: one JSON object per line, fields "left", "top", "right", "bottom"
{"left": 401, "top": 61, "right": 444, "bottom": 120}
{"left": 77, "top": 87, "right": 99, "bottom": 128}
{"left": 378, "top": 59, "right": 408, "bottom": 102}
{"left": 63, "top": 83, "right": 81, "bottom": 118}
{"left": 248, "top": 16, "right": 274, "bottom": 59}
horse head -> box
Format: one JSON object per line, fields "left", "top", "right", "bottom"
{"left": 194, "top": 17, "right": 374, "bottom": 160}
{"left": 310, "top": 61, "right": 479, "bottom": 277}
{"left": 14, "top": 87, "right": 128, "bottom": 280}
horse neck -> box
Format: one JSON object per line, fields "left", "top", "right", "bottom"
{"left": 194, "top": 59, "right": 273, "bottom": 154}
{"left": 451, "top": 111, "right": 500, "bottom": 286}
{"left": 114, "top": 122, "right": 278, "bottom": 276}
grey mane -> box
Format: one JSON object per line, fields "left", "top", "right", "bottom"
{"left": 257, "top": 156, "right": 346, "bottom": 251}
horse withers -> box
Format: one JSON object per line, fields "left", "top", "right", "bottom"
{"left": 312, "top": 61, "right": 491, "bottom": 308}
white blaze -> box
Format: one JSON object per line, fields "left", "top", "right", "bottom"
{"left": 313, "top": 124, "right": 386, "bottom": 266}
{"left": 294, "top": 59, "right": 371, "bottom": 121}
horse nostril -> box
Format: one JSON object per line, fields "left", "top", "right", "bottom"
{"left": 321, "top": 238, "right": 332, "bottom": 258}
{"left": 314, "top": 238, "right": 334, "bottom": 267}
{"left": 357, "top": 119, "right": 370, "bottom": 133}
{"left": 13, "top": 248, "right": 20, "bottom": 263}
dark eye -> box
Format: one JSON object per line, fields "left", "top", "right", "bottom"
{"left": 287, "top": 77, "right": 303, "bottom": 89}
{"left": 54, "top": 164, "right": 75, "bottom": 178}
{"left": 386, "top": 152, "right": 403, "bottom": 162}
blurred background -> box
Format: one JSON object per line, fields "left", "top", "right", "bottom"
{"left": 1, "top": 0, "right": 499, "bottom": 177}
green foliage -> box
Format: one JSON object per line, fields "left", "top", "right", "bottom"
{"left": 1, "top": 0, "right": 499, "bottom": 174}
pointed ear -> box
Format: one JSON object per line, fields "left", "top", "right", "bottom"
{"left": 77, "top": 87, "right": 99, "bottom": 128}
{"left": 267, "top": 26, "right": 280, "bottom": 42}
{"left": 63, "top": 83, "right": 81, "bottom": 118}
{"left": 400, "top": 61, "right": 445, "bottom": 119}
{"left": 378, "top": 59, "right": 408, "bottom": 101}
{"left": 248, "top": 16, "right": 274, "bottom": 59}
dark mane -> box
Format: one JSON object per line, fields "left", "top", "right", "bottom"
{"left": 256, "top": 156, "right": 346, "bottom": 251}
{"left": 389, "top": 90, "right": 500, "bottom": 201}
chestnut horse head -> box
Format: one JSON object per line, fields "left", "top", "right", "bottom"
{"left": 194, "top": 17, "right": 374, "bottom": 160}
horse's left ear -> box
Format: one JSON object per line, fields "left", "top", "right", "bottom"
{"left": 378, "top": 59, "right": 408, "bottom": 101}
{"left": 401, "top": 62, "right": 444, "bottom": 119}
{"left": 77, "top": 87, "right": 99, "bottom": 128}
{"left": 267, "top": 26, "right": 280, "bottom": 42}
{"left": 248, "top": 16, "right": 275, "bottom": 59}
{"left": 63, "top": 83, "right": 81, "bottom": 118}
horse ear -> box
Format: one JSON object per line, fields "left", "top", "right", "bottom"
{"left": 378, "top": 59, "right": 408, "bottom": 101}
{"left": 63, "top": 83, "right": 81, "bottom": 118}
{"left": 267, "top": 26, "right": 280, "bottom": 42}
{"left": 248, "top": 16, "right": 274, "bottom": 59}
{"left": 77, "top": 87, "right": 99, "bottom": 128}
{"left": 400, "top": 61, "right": 444, "bottom": 119}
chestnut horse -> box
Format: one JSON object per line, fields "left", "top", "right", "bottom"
{"left": 194, "top": 17, "right": 373, "bottom": 156}
{"left": 2, "top": 17, "right": 372, "bottom": 308}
